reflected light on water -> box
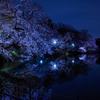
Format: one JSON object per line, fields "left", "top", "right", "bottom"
{"left": 79, "top": 55, "right": 86, "bottom": 60}
{"left": 0, "top": 54, "right": 99, "bottom": 100}
{"left": 40, "top": 60, "right": 43, "bottom": 64}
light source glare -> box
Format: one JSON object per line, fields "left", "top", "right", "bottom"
{"left": 53, "top": 64, "right": 57, "bottom": 68}
{"left": 72, "top": 43, "right": 75, "bottom": 47}
{"left": 72, "top": 60, "right": 74, "bottom": 63}
{"left": 40, "top": 60, "right": 43, "bottom": 64}
{"left": 53, "top": 40, "right": 57, "bottom": 44}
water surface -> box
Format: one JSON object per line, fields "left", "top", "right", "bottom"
{"left": 0, "top": 54, "right": 100, "bottom": 100}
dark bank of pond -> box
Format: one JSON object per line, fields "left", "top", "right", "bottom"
{"left": 0, "top": 54, "right": 100, "bottom": 100}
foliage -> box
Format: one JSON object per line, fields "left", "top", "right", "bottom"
{"left": 0, "top": 0, "right": 54, "bottom": 61}
{"left": 0, "top": 62, "right": 22, "bottom": 71}
{"left": 0, "top": 0, "right": 98, "bottom": 62}
{"left": 51, "top": 22, "right": 98, "bottom": 52}
{"left": 9, "top": 50, "right": 18, "bottom": 57}
{"left": 96, "top": 38, "right": 100, "bottom": 49}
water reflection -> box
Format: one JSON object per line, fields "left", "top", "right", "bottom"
{"left": 0, "top": 54, "right": 99, "bottom": 100}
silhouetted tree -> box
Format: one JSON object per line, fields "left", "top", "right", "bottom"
{"left": 96, "top": 38, "right": 100, "bottom": 49}
{"left": 81, "top": 29, "right": 89, "bottom": 34}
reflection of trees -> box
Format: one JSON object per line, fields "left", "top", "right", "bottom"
{"left": 0, "top": 54, "right": 98, "bottom": 100}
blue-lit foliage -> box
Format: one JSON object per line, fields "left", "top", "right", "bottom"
{"left": 0, "top": 0, "right": 98, "bottom": 62}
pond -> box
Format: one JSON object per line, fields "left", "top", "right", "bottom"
{"left": 0, "top": 54, "right": 100, "bottom": 100}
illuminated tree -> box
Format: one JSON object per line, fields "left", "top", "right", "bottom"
{"left": 0, "top": 0, "right": 54, "bottom": 61}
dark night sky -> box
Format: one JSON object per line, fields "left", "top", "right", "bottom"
{"left": 35, "top": 0, "right": 100, "bottom": 39}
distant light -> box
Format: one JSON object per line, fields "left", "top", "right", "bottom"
{"left": 53, "top": 64, "right": 57, "bottom": 68}
{"left": 50, "top": 63, "right": 58, "bottom": 70}
{"left": 72, "top": 60, "right": 74, "bottom": 63}
{"left": 79, "top": 55, "right": 86, "bottom": 60}
{"left": 72, "top": 43, "right": 75, "bottom": 47}
{"left": 53, "top": 40, "right": 57, "bottom": 44}
{"left": 52, "top": 39, "right": 58, "bottom": 45}
{"left": 40, "top": 60, "right": 43, "bottom": 64}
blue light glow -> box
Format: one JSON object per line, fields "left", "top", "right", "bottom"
{"left": 72, "top": 60, "right": 74, "bottom": 63}
{"left": 40, "top": 60, "right": 43, "bottom": 64}
{"left": 53, "top": 40, "right": 57, "bottom": 44}
{"left": 72, "top": 43, "right": 75, "bottom": 47}
{"left": 53, "top": 64, "right": 57, "bottom": 68}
